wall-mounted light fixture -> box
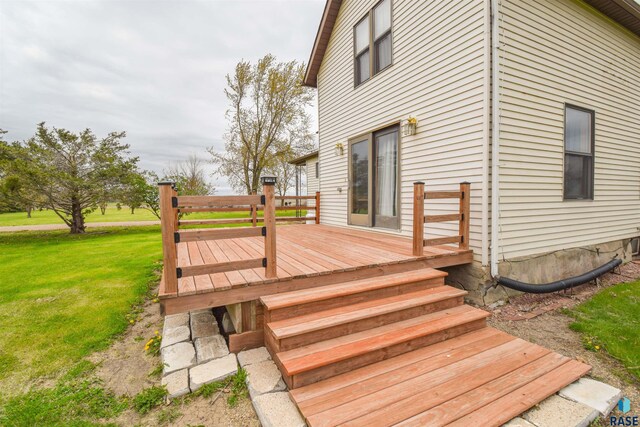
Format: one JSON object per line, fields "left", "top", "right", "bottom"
{"left": 334, "top": 142, "right": 344, "bottom": 156}
{"left": 402, "top": 116, "right": 418, "bottom": 136}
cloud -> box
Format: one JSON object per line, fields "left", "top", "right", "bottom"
{"left": 0, "top": 0, "right": 323, "bottom": 194}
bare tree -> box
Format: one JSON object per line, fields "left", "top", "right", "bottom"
{"left": 164, "top": 155, "right": 214, "bottom": 196}
{"left": 209, "top": 54, "right": 314, "bottom": 194}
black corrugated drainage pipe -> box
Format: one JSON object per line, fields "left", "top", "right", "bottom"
{"left": 496, "top": 257, "right": 622, "bottom": 294}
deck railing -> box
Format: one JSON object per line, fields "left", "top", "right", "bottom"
{"left": 412, "top": 181, "right": 470, "bottom": 256}
{"left": 158, "top": 181, "right": 321, "bottom": 295}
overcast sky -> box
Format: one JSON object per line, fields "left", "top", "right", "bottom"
{"left": 0, "top": 0, "right": 323, "bottom": 194}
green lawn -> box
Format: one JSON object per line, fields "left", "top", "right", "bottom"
{"left": 0, "top": 205, "right": 309, "bottom": 226}
{"left": 569, "top": 280, "right": 640, "bottom": 380}
{"left": 0, "top": 227, "right": 162, "bottom": 399}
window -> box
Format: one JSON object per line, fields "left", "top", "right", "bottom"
{"left": 354, "top": 16, "right": 370, "bottom": 85}
{"left": 354, "top": 0, "right": 392, "bottom": 87}
{"left": 564, "top": 105, "right": 594, "bottom": 200}
{"left": 373, "top": 0, "right": 392, "bottom": 73}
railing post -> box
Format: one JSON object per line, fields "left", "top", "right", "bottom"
{"left": 413, "top": 182, "right": 425, "bottom": 256}
{"left": 251, "top": 190, "right": 258, "bottom": 227}
{"left": 261, "top": 176, "right": 277, "bottom": 278}
{"left": 459, "top": 182, "right": 471, "bottom": 250}
{"left": 158, "top": 182, "right": 178, "bottom": 294}
{"left": 315, "top": 191, "right": 321, "bottom": 224}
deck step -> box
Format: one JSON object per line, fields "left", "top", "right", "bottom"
{"left": 260, "top": 268, "right": 447, "bottom": 321}
{"left": 274, "top": 305, "right": 490, "bottom": 388}
{"left": 267, "top": 286, "right": 467, "bottom": 351}
{"left": 288, "top": 326, "right": 590, "bottom": 427}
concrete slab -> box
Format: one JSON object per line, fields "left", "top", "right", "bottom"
{"left": 237, "top": 347, "right": 271, "bottom": 367}
{"left": 160, "top": 325, "right": 190, "bottom": 349}
{"left": 559, "top": 378, "right": 622, "bottom": 415}
{"left": 161, "top": 342, "right": 196, "bottom": 375}
{"left": 161, "top": 369, "right": 190, "bottom": 399}
{"left": 189, "top": 353, "right": 238, "bottom": 392}
{"left": 524, "top": 395, "right": 599, "bottom": 427}
{"left": 252, "top": 392, "right": 306, "bottom": 427}
{"left": 195, "top": 335, "right": 229, "bottom": 363}
{"left": 190, "top": 310, "right": 219, "bottom": 339}
{"left": 503, "top": 417, "right": 536, "bottom": 427}
{"left": 163, "top": 312, "right": 190, "bottom": 330}
{"left": 245, "top": 360, "right": 287, "bottom": 398}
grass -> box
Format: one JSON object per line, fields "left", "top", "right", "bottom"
{"left": 0, "top": 226, "right": 162, "bottom": 397}
{"left": 0, "top": 204, "right": 310, "bottom": 227}
{"left": 132, "top": 386, "right": 167, "bottom": 414}
{"left": 568, "top": 280, "right": 640, "bottom": 380}
{"left": 0, "top": 360, "right": 128, "bottom": 426}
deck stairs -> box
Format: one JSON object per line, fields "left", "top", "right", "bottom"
{"left": 259, "top": 267, "right": 591, "bottom": 427}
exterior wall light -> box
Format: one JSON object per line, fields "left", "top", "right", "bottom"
{"left": 402, "top": 116, "right": 418, "bottom": 136}
{"left": 260, "top": 175, "right": 277, "bottom": 186}
{"left": 334, "top": 143, "right": 344, "bottom": 156}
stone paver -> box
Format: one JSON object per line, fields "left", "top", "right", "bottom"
{"left": 189, "top": 353, "right": 238, "bottom": 391}
{"left": 160, "top": 325, "right": 190, "bottom": 349}
{"left": 190, "top": 310, "right": 219, "bottom": 339}
{"left": 245, "top": 360, "right": 287, "bottom": 398}
{"left": 252, "top": 392, "right": 306, "bottom": 427}
{"left": 161, "top": 368, "right": 190, "bottom": 398}
{"left": 504, "top": 417, "right": 536, "bottom": 427}
{"left": 195, "top": 335, "right": 229, "bottom": 363}
{"left": 523, "top": 395, "right": 598, "bottom": 427}
{"left": 559, "top": 378, "right": 622, "bottom": 415}
{"left": 238, "top": 347, "right": 271, "bottom": 367}
{"left": 161, "top": 342, "right": 196, "bottom": 375}
{"left": 163, "top": 312, "right": 189, "bottom": 330}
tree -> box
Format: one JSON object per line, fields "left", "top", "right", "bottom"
{"left": 164, "top": 155, "right": 214, "bottom": 196}
{"left": 3, "top": 123, "right": 138, "bottom": 233}
{"left": 121, "top": 170, "right": 161, "bottom": 218}
{"left": 209, "top": 54, "right": 314, "bottom": 194}
{"left": 265, "top": 134, "right": 316, "bottom": 204}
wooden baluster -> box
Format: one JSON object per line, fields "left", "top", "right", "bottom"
{"left": 262, "top": 177, "right": 277, "bottom": 278}
{"left": 251, "top": 190, "right": 258, "bottom": 227}
{"left": 459, "top": 182, "right": 471, "bottom": 250}
{"left": 159, "top": 182, "right": 178, "bottom": 294}
{"left": 413, "top": 182, "right": 425, "bottom": 256}
{"left": 315, "top": 191, "right": 320, "bottom": 224}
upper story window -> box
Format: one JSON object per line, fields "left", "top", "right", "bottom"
{"left": 354, "top": 0, "right": 392, "bottom": 87}
{"left": 564, "top": 105, "right": 594, "bottom": 200}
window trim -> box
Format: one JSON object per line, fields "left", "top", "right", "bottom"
{"left": 353, "top": 0, "right": 393, "bottom": 88}
{"left": 563, "top": 103, "right": 595, "bottom": 201}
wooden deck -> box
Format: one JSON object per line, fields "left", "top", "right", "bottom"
{"left": 159, "top": 224, "right": 472, "bottom": 314}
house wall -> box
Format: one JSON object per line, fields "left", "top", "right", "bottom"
{"left": 316, "top": 0, "right": 489, "bottom": 263}
{"left": 496, "top": 0, "right": 640, "bottom": 264}
{"left": 306, "top": 157, "right": 320, "bottom": 195}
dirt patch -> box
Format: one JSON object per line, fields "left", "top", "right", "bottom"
{"left": 487, "top": 261, "right": 640, "bottom": 411}
{"left": 89, "top": 290, "right": 259, "bottom": 426}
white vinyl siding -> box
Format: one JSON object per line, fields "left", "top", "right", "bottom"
{"left": 306, "top": 157, "right": 319, "bottom": 195}
{"left": 497, "top": 0, "right": 640, "bottom": 259}
{"left": 316, "top": 0, "right": 488, "bottom": 262}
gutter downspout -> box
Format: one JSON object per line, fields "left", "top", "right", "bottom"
{"left": 490, "top": 0, "right": 501, "bottom": 277}
{"left": 481, "top": 0, "right": 491, "bottom": 267}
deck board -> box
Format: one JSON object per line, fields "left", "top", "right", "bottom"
{"left": 290, "top": 327, "right": 591, "bottom": 427}
{"left": 160, "top": 224, "right": 471, "bottom": 300}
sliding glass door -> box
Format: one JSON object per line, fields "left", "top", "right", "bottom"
{"left": 349, "top": 136, "right": 371, "bottom": 226}
{"left": 348, "top": 125, "right": 399, "bottom": 229}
